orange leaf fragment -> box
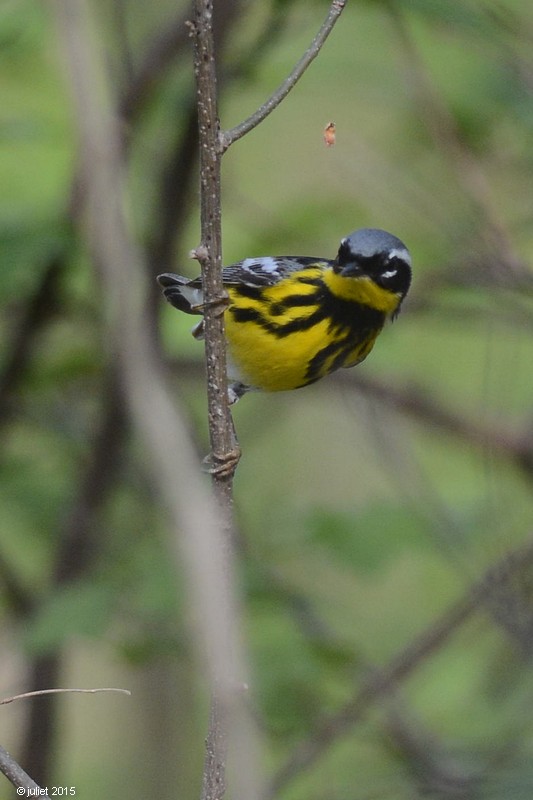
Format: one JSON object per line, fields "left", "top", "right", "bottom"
{"left": 323, "top": 121, "right": 336, "bottom": 147}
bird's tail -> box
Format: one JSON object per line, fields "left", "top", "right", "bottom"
{"left": 157, "top": 273, "right": 204, "bottom": 315}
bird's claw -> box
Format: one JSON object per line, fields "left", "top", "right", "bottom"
{"left": 191, "top": 290, "right": 229, "bottom": 316}
{"left": 202, "top": 446, "right": 242, "bottom": 478}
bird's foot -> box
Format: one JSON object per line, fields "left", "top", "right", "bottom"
{"left": 191, "top": 290, "right": 229, "bottom": 316}
{"left": 202, "top": 445, "right": 242, "bottom": 479}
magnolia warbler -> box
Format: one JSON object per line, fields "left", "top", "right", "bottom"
{"left": 158, "top": 228, "right": 411, "bottom": 403}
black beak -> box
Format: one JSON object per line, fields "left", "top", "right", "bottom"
{"left": 339, "top": 260, "right": 363, "bottom": 278}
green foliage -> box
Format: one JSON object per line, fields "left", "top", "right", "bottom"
{"left": 22, "top": 580, "right": 117, "bottom": 654}
{"left": 308, "top": 505, "right": 431, "bottom": 573}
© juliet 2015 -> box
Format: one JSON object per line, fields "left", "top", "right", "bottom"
{"left": 16, "top": 788, "right": 76, "bottom": 797}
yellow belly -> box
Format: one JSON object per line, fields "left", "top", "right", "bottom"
{"left": 224, "top": 311, "right": 377, "bottom": 391}
{"left": 226, "top": 315, "right": 319, "bottom": 391}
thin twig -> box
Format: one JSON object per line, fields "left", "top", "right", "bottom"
{"left": 0, "top": 687, "right": 131, "bottom": 705}
{"left": 220, "top": 0, "right": 347, "bottom": 151}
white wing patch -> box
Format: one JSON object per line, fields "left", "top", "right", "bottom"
{"left": 241, "top": 257, "right": 280, "bottom": 275}
{"left": 223, "top": 255, "right": 323, "bottom": 287}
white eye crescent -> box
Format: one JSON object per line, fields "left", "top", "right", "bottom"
{"left": 388, "top": 247, "right": 411, "bottom": 266}
{"left": 381, "top": 268, "right": 398, "bottom": 279}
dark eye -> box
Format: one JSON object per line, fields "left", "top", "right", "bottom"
{"left": 375, "top": 254, "right": 412, "bottom": 296}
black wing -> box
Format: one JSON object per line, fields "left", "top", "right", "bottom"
{"left": 221, "top": 256, "right": 331, "bottom": 287}
{"left": 157, "top": 256, "right": 332, "bottom": 299}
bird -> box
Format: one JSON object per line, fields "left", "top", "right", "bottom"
{"left": 157, "top": 228, "right": 411, "bottom": 403}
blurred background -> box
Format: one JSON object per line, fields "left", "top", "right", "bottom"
{"left": 2, "top": 0, "right": 533, "bottom": 797}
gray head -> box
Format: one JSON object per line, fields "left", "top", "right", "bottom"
{"left": 335, "top": 228, "right": 412, "bottom": 298}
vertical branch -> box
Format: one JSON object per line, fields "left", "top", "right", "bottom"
{"left": 190, "top": 4, "right": 242, "bottom": 798}
{"left": 191, "top": 0, "right": 239, "bottom": 502}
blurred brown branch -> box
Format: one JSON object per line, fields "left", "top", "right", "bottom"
{"left": 268, "top": 536, "right": 533, "bottom": 796}
{"left": 347, "top": 373, "right": 533, "bottom": 482}
{"left": 0, "top": 255, "right": 64, "bottom": 426}
{"left": 382, "top": 701, "right": 480, "bottom": 797}
{"left": 53, "top": 3, "right": 260, "bottom": 800}
{"left": 20, "top": 371, "right": 126, "bottom": 785}
{"left": 119, "top": 0, "right": 246, "bottom": 123}
{"left": 119, "top": 5, "right": 192, "bottom": 123}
